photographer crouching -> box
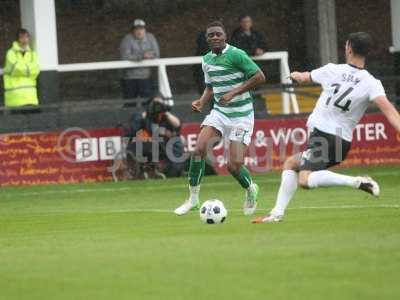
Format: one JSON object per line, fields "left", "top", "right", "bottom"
{"left": 125, "top": 94, "right": 186, "bottom": 179}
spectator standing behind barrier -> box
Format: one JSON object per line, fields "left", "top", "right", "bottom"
{"left": 193, "top": 31, "right": 209, "bottom": 94}
{"left": 230, "top": 15, "right": 267, "bottom": 56}
{"left": 3, "top": 28, "right": 40, "bottom": 107}
{"left": 120, "top": 19, "right": 160, "bottom": 100}
{"left": 231, "top": 15, "right": 269, "bottom": 117}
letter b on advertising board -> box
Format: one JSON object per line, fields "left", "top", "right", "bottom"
{"left": 75, "top": 136, "right": 121, "bottom": 162}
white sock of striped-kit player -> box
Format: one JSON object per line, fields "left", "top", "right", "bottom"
{"left": 271, "top": 170, "right": 361, "bottom": 216}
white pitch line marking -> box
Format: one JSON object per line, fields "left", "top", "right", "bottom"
{"left": 0, "top": 170, "right": 399, "bottom": 198}
{"left": 0, "top": 204, "right": 398, "bottom": 218}
{"left": 74, "top": 204, "right": 400, "bottom": 214}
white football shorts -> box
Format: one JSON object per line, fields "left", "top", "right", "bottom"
{"left": 201, "top": 109, "right": 254, "bottom": 146}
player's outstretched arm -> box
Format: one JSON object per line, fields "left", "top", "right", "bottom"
{"left": 219, "top": 70, "right": 265, "bottom": 105}
{"left": 374, "top": 96, "right": 400, "bottom": 133}
{"left": 192, "top": 86, "right": 213, "bottom": 113}
{"left": 290, "top": 71, "right": 312, "bottom": 84}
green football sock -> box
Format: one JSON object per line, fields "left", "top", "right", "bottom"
{"left": 231, "top": 166, "right": 252, "bottom": 189}
{"left": 188, "top": 156, "right": 205, "bottom": 187}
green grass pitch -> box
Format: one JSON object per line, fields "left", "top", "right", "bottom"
{"left": 0, "top": 166, "right": 399, "bottom": 300}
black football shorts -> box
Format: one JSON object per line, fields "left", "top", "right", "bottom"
{"left": 299, "top": 128, "right": 351, "bottom": 171}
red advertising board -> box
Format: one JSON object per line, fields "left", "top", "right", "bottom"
{"left": 181, "top": 113, "right": 400, "bottom": 174}
{"left": 0, "top": 128, "right": 123, "bottom": 186}
{"left": 0, "top": 113, "right": 399, "bottom": 186}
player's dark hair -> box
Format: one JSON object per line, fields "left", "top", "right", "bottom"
{"left": 206, "top": 21, "right": 226, "bottom": 33}
{"left": 347, "top": 32, "right": 373, "bottom": 57}
{"left": 16, "top": 28, "right": 29, "bottom": 39}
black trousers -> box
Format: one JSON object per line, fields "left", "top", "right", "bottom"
{"left": 121, "top": 78, "right": 153, "bottom": 99}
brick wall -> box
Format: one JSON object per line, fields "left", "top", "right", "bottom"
{"left": 54, "top": 0, "right": 301, "bottom": 99}
{"left": 0, "top": 0, "right": 394, "bottom": 101}
{"left": 55, "top": 0, "right": 294, "bottom": 62}
{"left": 336, "top": 0, "right": 393, "bottom": 75}
{"left": 0, "top": 0, "right": 20, "bottom": 62}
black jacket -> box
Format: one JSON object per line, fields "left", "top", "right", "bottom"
{"left": 230, "top": 28, "right": 267, "bottom": 56}
{"left": 127, "top": 111, "right": 184, "bottom": 160}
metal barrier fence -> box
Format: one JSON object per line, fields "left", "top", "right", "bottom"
{"left": 0, "top": 52, "right": 299, "bottom": 114}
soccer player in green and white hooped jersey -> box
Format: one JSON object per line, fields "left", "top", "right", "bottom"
{"left": 174, "top": 21, "right": 266, "bottom": 216}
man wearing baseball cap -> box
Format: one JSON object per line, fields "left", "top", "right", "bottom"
{"left": 120, "top": 19, "right": 160, "bottom": 100}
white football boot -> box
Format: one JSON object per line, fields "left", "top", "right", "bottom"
{"left": 174, "top": 186, "right": 200, "bottom": 216}
{"left": 357, "top": 176, "right": 380, "bottom": 197}
{"left": 174, "top": 200, "right": 200, "bottom": 216}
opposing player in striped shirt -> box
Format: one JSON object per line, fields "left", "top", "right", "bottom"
{"left": 174, "top": 21, "right": 266, "bottom": 216}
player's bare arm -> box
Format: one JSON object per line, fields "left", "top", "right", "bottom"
{"left": 290, "top": 71, "right": 312, "bottom": 84}
{"left": 374, "top": 96, "right": 400, "bottom": 132}
{"left": 192, "top": 86, "right": 213, "bottom": 112}
{"left": 219, "top": 70, "right": 265, "bottom": 105}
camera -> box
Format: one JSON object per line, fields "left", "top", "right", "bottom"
{"left": 146, "top": 95, "right": 173, "bottom": 118}
{"left": 149, "top": 100, "right": 168, "bottom": 115}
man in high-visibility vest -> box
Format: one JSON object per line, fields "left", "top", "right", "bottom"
{"left": 3, "top": 28, "right": 40, "bottom": 107}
